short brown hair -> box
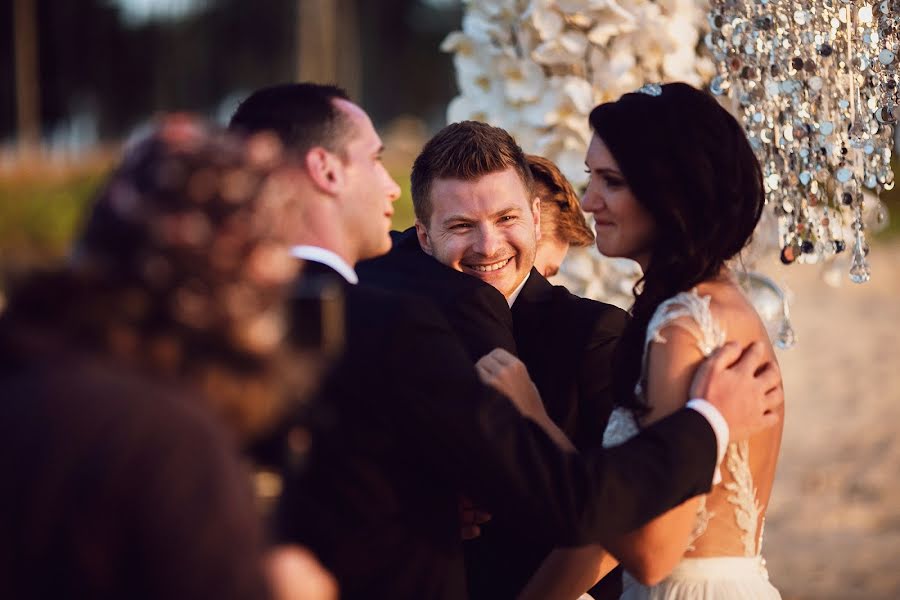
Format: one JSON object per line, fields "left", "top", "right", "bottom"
{"left": 528, "top": 154, "right": 594, "bottom": 247}
{"left": 411, "top": 121, "right": 533, "bottom": 225}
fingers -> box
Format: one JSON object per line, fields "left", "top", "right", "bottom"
{"left": 478, "top": 348, "right": 521, "bottom": 370}
{"left": 759, "top": 411, "right": 781, "bottom": 430}
{"left": 705, "top": 341, "right": 743, "bottom": 371}
{"left": 735, "top": 341, "right": 766, "bottom": 375}
{"left": 755, "top": 361, "right": 782, "bottom": 396}
{"left": 475, "top": 353, "right": 500, "bottom": 372}
{"left": 459, "top": 496, "right": 492, "bottom": 540}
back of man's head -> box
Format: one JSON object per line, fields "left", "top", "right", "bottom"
{"left": 527, "top": 154, "right": 594, "bottom": 247}
{"left": 228, "top": 83, "right": 352, "bottom": 157}
{"left": 410, "top": 121, "right": 533, "bottom": 226}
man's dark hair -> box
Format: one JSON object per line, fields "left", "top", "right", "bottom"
{"left": 410, "top": 121, "right": 533, "bottom": 226}
{"left": 228, "top": 83, "right": 352, "bottom": 157}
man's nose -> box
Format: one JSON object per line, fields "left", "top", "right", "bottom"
{"left": 472, "top": 226, "right": 501, "bottom": 256}
{"left": 386, "top": 175, "right": 401, "bottom": 203}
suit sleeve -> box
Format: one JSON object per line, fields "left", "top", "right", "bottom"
{"left": 384, "top": 297, "right": 716, "bottom": 548}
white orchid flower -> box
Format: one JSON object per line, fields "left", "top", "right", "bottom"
{"left": 532, "top": 29, "right": 589, "bottom": 65}
{"left": 498, "top": 57, "right": 548, "bottom": 103}
{"left": 526, "top": 3, "right": 565, "bottom": 41}
{"left": 446, "top": 94, "right": 493, "bottom": 124}
{"left": 462, "top": 9, "right": 511, "bottom": 45}
{"left": 440, "top": 31, "right": 475, "bottom": 56}
{"left": 554, "top": 0, "right": 617, "bottom": 14}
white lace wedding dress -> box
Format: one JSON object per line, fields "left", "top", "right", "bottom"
{"left": 601, "top": 290, "right": 781, "bottom": 599}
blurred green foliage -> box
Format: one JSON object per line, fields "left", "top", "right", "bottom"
{"left": 393, "top": 173, "right": 416, "bottom": 232}
{"left": 0, "top": 165, "right": 109, "bottom": 269}
{"left": 0, "top": 162, "right": 418, "bottom": 273}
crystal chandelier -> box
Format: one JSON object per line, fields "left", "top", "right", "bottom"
{"left": 706, "top": 0, "right": 897, "bottom": 284}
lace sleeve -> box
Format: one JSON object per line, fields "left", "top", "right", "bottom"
{"left": 634, "top": 290, "right": 727, "bottom": 401}
{"left": 646, "top": 290, "right": 726, "bottom": 357}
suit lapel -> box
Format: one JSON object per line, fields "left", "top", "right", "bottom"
{"left": 511, "top": 268, "right": 553, "bottom": 349}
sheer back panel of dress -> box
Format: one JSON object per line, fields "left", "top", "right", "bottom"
{"left": 605, "top": 282, "right": 783, "bottom": 560}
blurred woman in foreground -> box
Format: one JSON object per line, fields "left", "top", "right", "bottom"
{"left": 0, "top": 116, "right": 334, "bottom": 600}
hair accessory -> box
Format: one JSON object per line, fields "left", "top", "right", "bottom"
{"left": 635, "top": 83, "right": 663, "bottom": 96}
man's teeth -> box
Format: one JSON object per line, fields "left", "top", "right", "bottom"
{"left": 467, "top": 258, "right": 511, "bottom": 273}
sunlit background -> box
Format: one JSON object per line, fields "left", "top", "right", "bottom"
{"left": 2, "top": 1, "right": 899, "bottom": 598}
{"left": 1, "top": 0, "right": 463, "bottom": 273}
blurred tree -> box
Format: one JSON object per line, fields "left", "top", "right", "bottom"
{"left": 0, "top": 0, "right": 461, "bottom": 143}
{"left": 12, "top": 0, "right": 40, "bottom": 155}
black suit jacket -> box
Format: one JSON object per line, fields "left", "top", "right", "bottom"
{"left": 276, "top": 260, "right": 717, "bottom": 600}
{"left": 357, "top": 228, "right": 516, "bottom": 361}
{"left": 466, "top": 270, "right": 630, "bottom": 600}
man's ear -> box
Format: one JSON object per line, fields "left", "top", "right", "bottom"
{"left": 304, "top": 147, "right": 345, "bottom": 195}
{"left": 532, "top": 197, "right": 542, "bottom": 242}
{"left": 414, "top": 219, "right": 434, "bottom": 256}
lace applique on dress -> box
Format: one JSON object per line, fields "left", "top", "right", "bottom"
{"left": 724, "top": 440, "right": 763, "bottom": 556}
{"left": 601, "top": 289, "right": 765, "bottom": 556}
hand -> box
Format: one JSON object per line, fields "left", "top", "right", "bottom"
{"left": 264, "top": 545, "right": 338, "bottom": 600}
{"left": 689, "top": 341, "right": 783, "bottom": 441}
{"left": 459, "top": 495, "right": 492, "bottom": 540}
{"left": 476, "top": 348, "right": 544, "bottom": 419}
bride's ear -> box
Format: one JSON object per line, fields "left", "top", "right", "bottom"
{"left": 415, "top": 220, "right": 433, "bottom": 256}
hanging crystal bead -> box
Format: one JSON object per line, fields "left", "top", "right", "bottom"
{"left": 849, "top": 234, "right": 871, "bottom": 283}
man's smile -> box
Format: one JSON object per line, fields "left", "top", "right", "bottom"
{"left": 461, "top": 256, "right": 513, "bottom": 273}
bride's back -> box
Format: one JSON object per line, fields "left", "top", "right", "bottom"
{"left": 677, "top": 277, "right": 784, "bottom": 559}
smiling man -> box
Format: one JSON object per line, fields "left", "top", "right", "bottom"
{"left": 412, "top": 137, "right": 540, "bottom": 301}
{"left": 381, "top": 121, "right": 627, "bottom": 600}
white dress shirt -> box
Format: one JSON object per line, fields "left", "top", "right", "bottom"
{"left": 291, "top": 245, "right": 358, "bottom": 284}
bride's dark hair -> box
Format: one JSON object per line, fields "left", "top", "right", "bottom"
{"left": 588, "top": 82, "right": 764, "bottom": 414}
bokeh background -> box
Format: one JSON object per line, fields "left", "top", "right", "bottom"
{"left": 2, "top": 1, "right": 899, "bottom": 598}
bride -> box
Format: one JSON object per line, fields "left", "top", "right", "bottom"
{"left": 512, "top": 82, "right": 784, "bottom": 599}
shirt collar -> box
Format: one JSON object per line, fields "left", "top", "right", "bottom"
{"left": 291, "top": 245, "right": 358, "bottom": 284}
{"left": 507, "top": 272, "right": 531, "bottom": 307}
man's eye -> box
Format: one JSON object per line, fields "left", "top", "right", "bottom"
{"left": 450, "top": 223, "right": 471, "bottom": 230}
{"left": 499, "top": 215, "right": 516, "bottom": 223}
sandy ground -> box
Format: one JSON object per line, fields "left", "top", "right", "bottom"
{"left": 760, "top": 239, "right": 900, "bottom": 599}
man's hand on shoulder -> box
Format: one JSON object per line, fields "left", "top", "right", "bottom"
{"left": 689, "top": 341, "right": 783, "bottom": 441}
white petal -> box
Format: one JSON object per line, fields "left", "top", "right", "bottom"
{"left": 529, "top": 5, "right": 565, "bottom": 40}
{"left": 555, "top": 147, "right": 590, "bottom": 187}
{"left": 521, "top": 91, "right": 563, "bottom": 127}
{"left": 562, "top": 77, "right": 595, "bottom": 114}
{"left": 559, "top": 30, "right": 589, "bottom": 55}
{"left": 587, "top": 23, "right": 622, "bottom": 46}
{"left": 446, "top": 95, "right": 491, "bottom": 124}
{"left": 499, "top": 58, "right": 548, "bottom": 103}
{"left": 462, "top": 11, "right": 509, "bottom": 45}
{"left": 440, "top": 31, "right": 472, "bottom": 55}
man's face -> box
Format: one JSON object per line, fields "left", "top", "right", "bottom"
{"left": 416, "top": 167, "right": 540, "bottom": 299}
{"left": 333, "top": 99, "right": 401, "bottom": 262}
